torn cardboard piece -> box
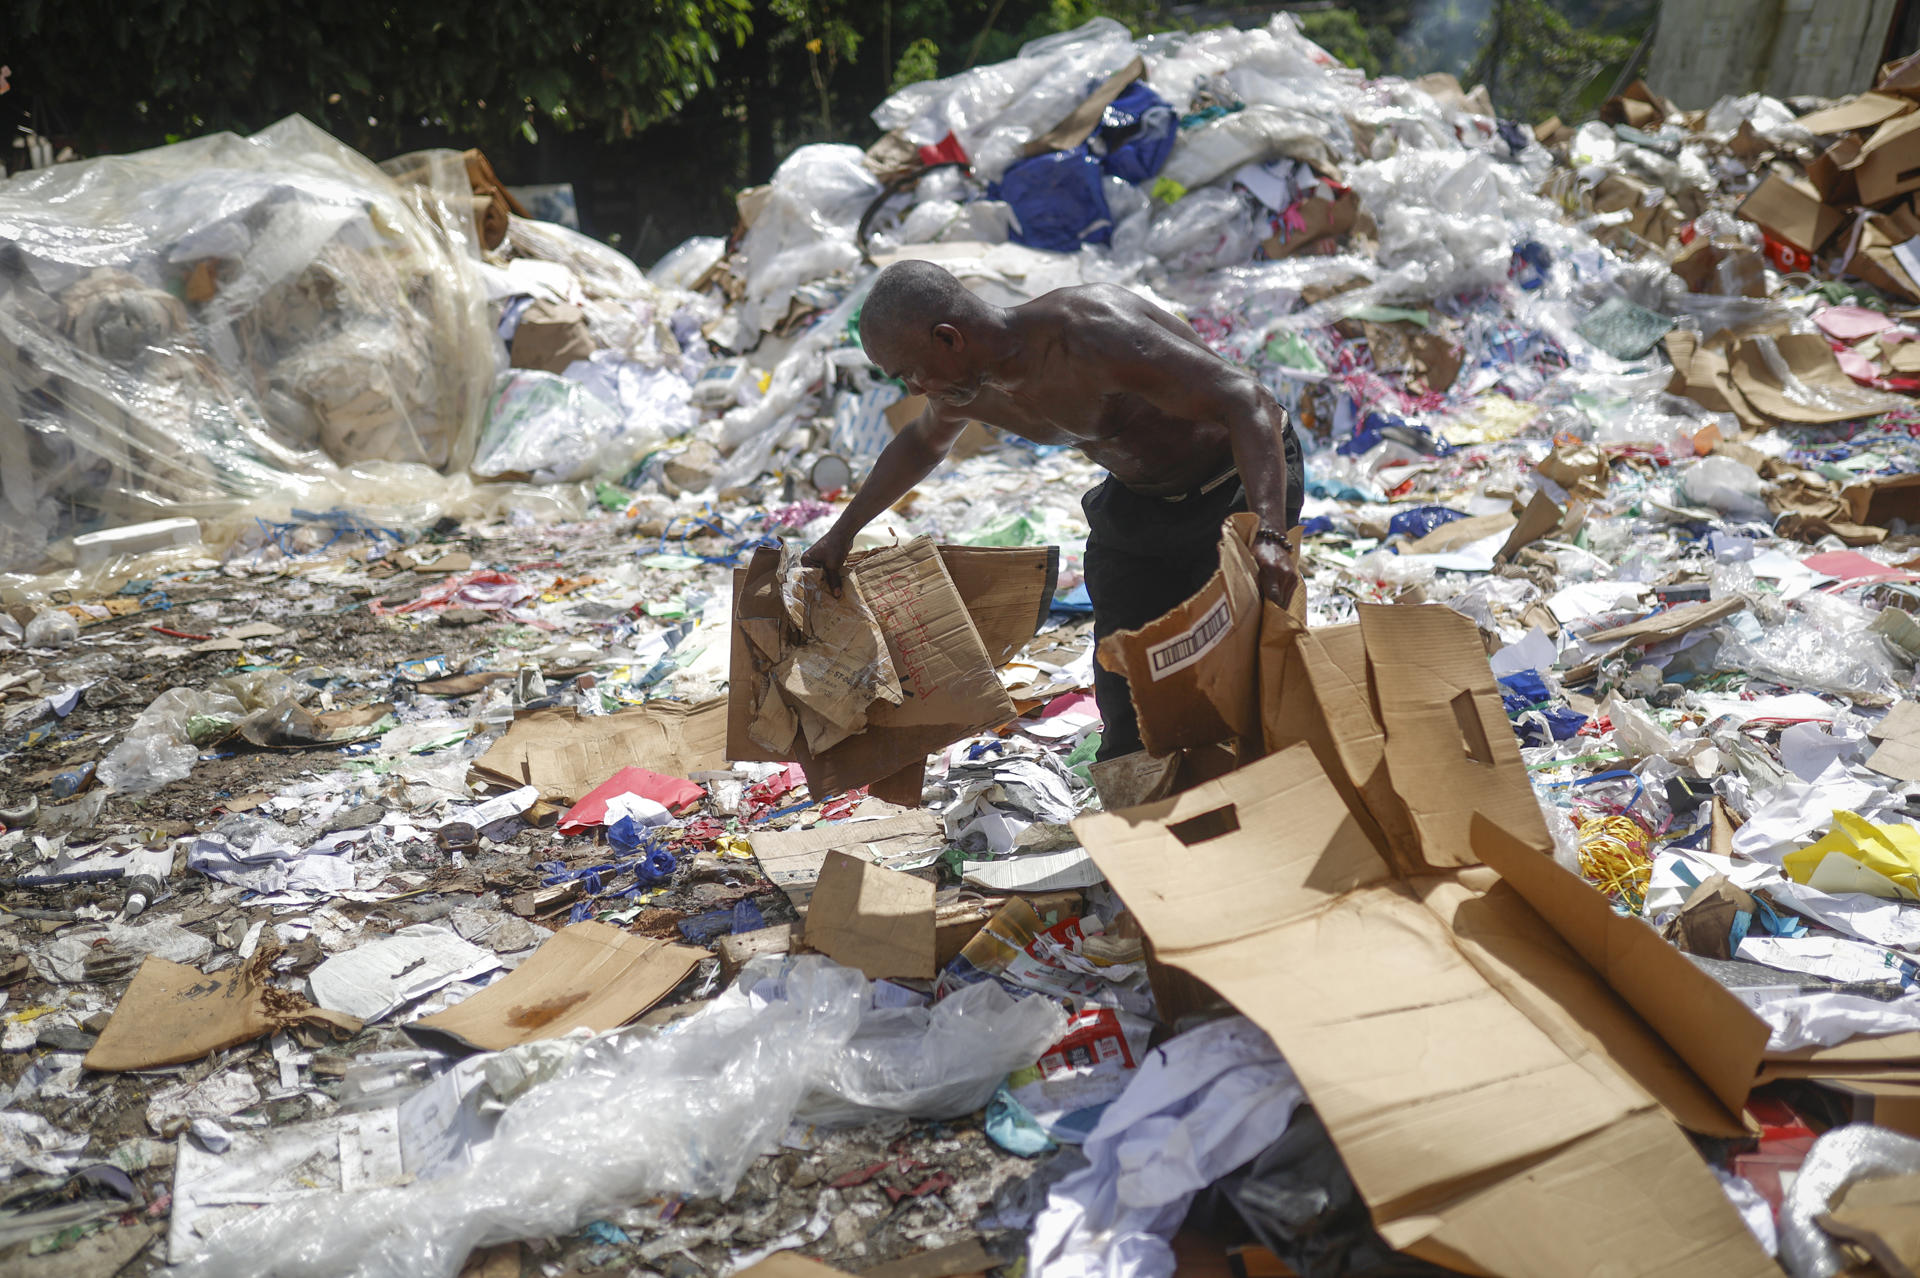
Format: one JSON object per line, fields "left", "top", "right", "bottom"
{"left": 1816, "top": 1171, "right": 1920, "bottom": 1276}
{"left": 1094, "top": 513, "right": 1303, "bottom": 759}
{"left": 1857, "top": 111, "right": 1920, "bottom": 207}
{"left": 729, "top": 539, "right": 1050, "bottom": 797}
{"left": 1868, "top": 701, "right": 1920, "bottom": 784}
{"left": 763, "top": 552, "right": 904, "bottom": 755}
{"left": 1024, "top": 56, "right": 1146, "bottom": 155}
{"left": 407, "top": 922, "right": 704, "bottom": 1052}
{"left": 1727, "top": 333, "right": 1909, "bottom": 425}
{"left": 1075, "top": 748, "right": 1773, "bottom": 1277}
{"left": 1844, "top": 473, "right": 1920, "bottom": 530}
{"left": 472, "top": 700, "right": 729, "bottom": 803}
{"left": 804, "top": 850, "right": 936, "bottom": 980}
{"left": 85, "top": 949, "right": 361, "bottom": 1072}
{"left": 1563, "top": 596, "right": 1748, "bottom": 682}
{"left": 1735, "top": 172, "right": 1843, "bottom": 255}
{"left": 749, "top": 810, "right": 947, "bottom": 908}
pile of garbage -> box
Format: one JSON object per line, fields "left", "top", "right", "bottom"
{"left": 8, "top": 11, "right": 1920, "bottom": 1278}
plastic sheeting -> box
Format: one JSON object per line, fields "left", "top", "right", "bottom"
{"left": 0, "top": 116, "right": 494, "bottom": 570}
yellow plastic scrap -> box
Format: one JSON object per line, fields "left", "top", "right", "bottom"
{"left": 1782, "top": 811, "right": 1920, "bottom": 901}
{"left": 714, "top": 834, "right": 754, "bottom": 860}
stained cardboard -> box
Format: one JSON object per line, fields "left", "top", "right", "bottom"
{"left": 1796, "top": 93, "right": 1915, "bottom": 137}
{"left": 472, "top": 700, "right": 729, "bottom": 803}
{"left": 804, "top": 850, "right": 936, "bottom": 980}
{"left": 1074, "top": 747, "right": 1773, "bottom": 1277}
{"left": 1260, "top": 187, "right": 1360, "bottom": 259}
{"left": 407, "top": 922, "right": 704, "bottom": 1053}
{"left": 1735, "top": 173, "right": 1844, "bottom": 254}
{"left": 1858, "top": 111, "right": 1920, "bottom": 208}
{"left": 727, "top": 541, "right": 1054, "bottom": 797}
{"left": 1845, "top": 204, "right": 1920, "bottom": 302}
{"left": 1403, "top": 510, "right": 1513, "bottom": 554}
{"left": 86, "top": 950, "right": 361, "bottom": 1072}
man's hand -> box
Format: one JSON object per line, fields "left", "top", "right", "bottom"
{"left": 1252, "top": 536, "right": 1300, "bottom": 610}
{"left": 801, "top": 530, "right": 852, "bottom": 594}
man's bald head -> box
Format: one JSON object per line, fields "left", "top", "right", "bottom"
{"left": 858, "top": 260, "right": 986, "bottom": 371}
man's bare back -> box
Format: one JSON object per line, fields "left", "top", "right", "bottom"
{"left": 903, "top": 284, "right": 1237, "bottom": 496}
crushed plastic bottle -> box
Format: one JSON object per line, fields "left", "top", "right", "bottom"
{"left": 98, "top": 734, "right": 199, "bottom": 794}
{"left": 24, "top": 609, "right": 79, "bottom": 648}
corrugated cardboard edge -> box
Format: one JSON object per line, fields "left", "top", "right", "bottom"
{"left": 1075, "top": 745, "right": 1773, "bottom": 1278}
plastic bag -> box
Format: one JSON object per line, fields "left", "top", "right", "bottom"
{"left": 1159, "top": 105, "right": 1340, "bottom": 192}
{"left": 646, "top": 236, "right": 726, "bottom": 290}
{"left": 0, "top": 117, "right": 492, "bottom": 572}
{"left": 1678, "top": 455, "right": 1770, "bottom": 522}
{"left": 98, "top": 734, "right": 199, "bottom": 794}
{"left": 798, "top": 977, "right": 1069, "bottom": 1127}
{"left": 471, "top": 369, "right": 653, "bottom": 485}
{"left": 1778, "top": 1124, "right": 1920, "bottom": 1278}
{"left": 992, "top": 148, "right": 1114, "bottom": 253}
{"left": 870, "top": 20, "right": 1138, "bottom": 182}
{"left": 735, "top": 145, "right": 880, "bottom": 333}
{"left": 1146, "top": 188, "right": 1256, "bottom": 274}
{"left": 173, "top": 956, "right": 868, "bottom": 1278}
{"left": 1093, "top": 82, "right": 1178, "bottom": 184}
{"left": 23, "top": 610, "right": 79, "bottom": 648}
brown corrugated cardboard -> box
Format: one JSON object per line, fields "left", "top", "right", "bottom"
{"left": 407, "top": 922, "right": 704, "bottom": 1052}
{"left": 1095, "top": 514, "right": 1264, "bottom": 756}
{"left": 1844, "top": 473, "right": 1920, "bottom": 528}
{"left": 1735, "top": 172, "right": 1844, "bottom": 254}
{"left": 1073, "top": 746, "right": 1773, "bottom": 1276}
{"left": 1728, "top": 333, "right": 1907, "bottom": 424}
{"left": 1259, "top": 188, "right": 1359, "bottom": 260}
{"left": 86, "top": 950, "right": 361, "bottom": 1071}
{"left": 1857, "top": 111, "right": 1920, "bottom": 207}
{"left": 1796, "top": 93, "right": 1915, "bottom": 137}
{"left": 804, "top": 850, "right": 936, "bottom": 980}
{"left": 1807, "top": 134, "right": 1865, "bottom": 205}
{"left": 728, "top": 540, "right": 1050, "bottom": 797}
{"left": 1844, "top": 204, "right": 1920, "bottom": 302}
{"left": 473, "top": 700, "right": 729, "bottom": 802}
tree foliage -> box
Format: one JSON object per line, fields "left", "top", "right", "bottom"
{"left": 7, "top": 0, "right": 753, "bottom": 156}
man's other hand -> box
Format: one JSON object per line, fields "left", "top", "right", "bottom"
{"left": 1252, "top": 536, "right": 1300, "bottom": 610}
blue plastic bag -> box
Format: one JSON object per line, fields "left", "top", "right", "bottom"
{"left": 990, "top": 147, "right": 1112, "bottom": 253}
{"left": 1387, "top": 506, "right": 1469, "bottom": 540}
{"left": 1094, "top": 82, "right": 1177, "bottom": 184}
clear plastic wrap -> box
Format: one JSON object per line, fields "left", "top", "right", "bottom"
{"left": 0, "top": 117, "right": 493, "bottom": 571}
{"left": 735, "top": 145, "right": 880, "bottom": 333}
{"left": 870, "top": 20, "right": 1138, "bottom": 182}
{"left": 1778, "top": 1124, "right": 1920, "bottom": 1278}
{"left": 1158, "top": 106, "right": 1341, "bottom": 193}
{"left": 798, "top": 977, "right": 1069, "bottom": 1127}
{"left": 1718, "top": 593, "right": 1906, "bottom": 701}
{"left": 472, "top": 367, "right": 669, "bottom": 486}
{"left": 1146, "top": 189, "right": 1258, "bottom": 275}
{"left": 173, "top": 956, "right": 868, "bottom": 1278}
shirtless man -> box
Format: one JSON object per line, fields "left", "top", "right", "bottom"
{"left": 803, "top": 259, "right": 1304, "bottom": 763}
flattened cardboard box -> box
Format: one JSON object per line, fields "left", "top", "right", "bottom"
{"left": 1075, "top": 743, "right": 1774, "bottom": 1278}
{"left": 407, "top": 921, "right": 704, "bottom": 1052}
{"left": 728, "top": 539, "right": 1055, "bottom": 797}
{"left": 1734, "top": 172, "right": 1843, "bottom": 254}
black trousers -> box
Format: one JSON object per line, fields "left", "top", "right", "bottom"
{"left": 1082, "top": 430, "right": 1304, "bottom": 763}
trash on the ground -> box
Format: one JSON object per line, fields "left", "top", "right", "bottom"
{"left": 15, "top": 14, "right": 1920, "bottom": 1276}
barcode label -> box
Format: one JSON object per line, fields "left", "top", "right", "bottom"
{"left": 1144, "top": 596, "right": 1232, "bottom": 680}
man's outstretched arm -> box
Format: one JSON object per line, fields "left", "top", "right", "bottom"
{"left": 801, "top": 404, "right": 967, "bottom": 590}
{"left": 1105, "top": 323, "right": 1300, "bottom": 606}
